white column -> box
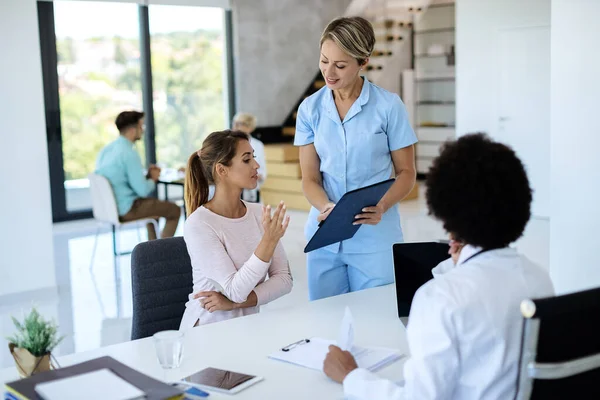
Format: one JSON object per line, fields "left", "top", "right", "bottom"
{"left": 0, "top": 0, "right": 56, "bottom": 298}
{"left": 550, "top": 0, "right": 600, "bottom": 294}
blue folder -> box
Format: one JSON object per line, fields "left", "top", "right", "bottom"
{"left": 304, "top": 179, "right": 395, "bottom": 253}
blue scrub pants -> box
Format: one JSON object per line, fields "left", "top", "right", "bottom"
{"left": 306, "top": 245, "right": 395, "bottom": 301}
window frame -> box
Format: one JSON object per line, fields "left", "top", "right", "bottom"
{"left": 38, "top": 1, "right": 236, "bottom": 222}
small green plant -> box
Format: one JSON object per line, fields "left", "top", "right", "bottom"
{"left": 6, "top": 308, "right": 65, "bottom": 357}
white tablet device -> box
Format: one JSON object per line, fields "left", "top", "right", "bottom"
{"left": 181, "top": 367, "right": 263, "bottom": 394}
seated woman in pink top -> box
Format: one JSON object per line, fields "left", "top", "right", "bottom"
{"left": 179, "top": 129, "right": 293, "bottom": 329}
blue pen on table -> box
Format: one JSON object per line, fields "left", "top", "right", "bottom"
{"left": 171, "top": 382, "right": 210, "bottom": 398}
{"left": 4, "top": 392, "right": 19, "bottom": 400}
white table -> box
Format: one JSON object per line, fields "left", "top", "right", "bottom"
{"left": 1, "top": 285, "right": 408, "bottom": 399}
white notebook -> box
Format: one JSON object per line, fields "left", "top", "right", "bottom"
{"left": 269, "top": 337, "right": 403, "bottom": 372}
{"left": 34, "top": 368, "right": 145, "bottom": 400}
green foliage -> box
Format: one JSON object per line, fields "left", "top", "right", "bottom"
{"left": 7, "top": 308, "right": 65, "bottom": 357}
{"left": 59, "top": 29, "right": 225, "bottom": 179}
{"left": 56, "top": 37, "right": 76, "bottom": 64}
{"left": 113, "top": 36, "right": 127, "bottom": 65}
{"left": 86, "top": 72, "right": 112, "bottom": 84}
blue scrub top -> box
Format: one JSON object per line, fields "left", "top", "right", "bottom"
{"left": 294, "top": 77, "right": 417, "bottom": 254}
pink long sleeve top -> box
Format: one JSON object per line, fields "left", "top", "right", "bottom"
{"left": 179, "top": 201, "right": 293, "bottom": 329}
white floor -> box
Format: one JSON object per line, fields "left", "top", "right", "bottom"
{"left": 0, "top": 190, "right": 549, "bottom": 369}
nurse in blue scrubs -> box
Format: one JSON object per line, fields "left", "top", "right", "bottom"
{"left": 294, "top": 16, "right": 418, "bottom": 300}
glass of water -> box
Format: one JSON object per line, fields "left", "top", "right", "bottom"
{"left": 153, "top": 330, "right": 184, "bottom": 369}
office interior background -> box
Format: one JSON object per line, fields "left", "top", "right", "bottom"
{"left": 1, "top": 0, "right": 599, "bottom": 370}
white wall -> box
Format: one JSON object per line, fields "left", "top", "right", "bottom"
{"left": 550, "top": 0, "right": 600, "bottom": 294}
{"left": 455, "top": 0, "right": 550, "bottom": 217}
{"left": 456, "top": 0, "right": 550, "bottom": 135}
{"left": 232, "top": 0, "right": 351, "bottom": 126}
{"left": 0, "top": 0, "right": 57, "bottom": 297}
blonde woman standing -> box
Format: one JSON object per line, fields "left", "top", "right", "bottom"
{"left": 233, "top": 112, "right": 267, "bottom": 203}
{"left": 295, "top": 17, "right": 417, "bottom": 300}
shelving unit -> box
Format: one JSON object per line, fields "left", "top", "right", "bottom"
{"left": 411, "top": 1, "right": 456, "bottom": 176}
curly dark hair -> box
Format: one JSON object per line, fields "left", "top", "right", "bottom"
{"left": 425, "top": 133, "right": 532, "bottom": 249}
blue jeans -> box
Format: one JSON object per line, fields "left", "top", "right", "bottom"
{"left": 306, "top": 246, "right": 395, "bottom": 301}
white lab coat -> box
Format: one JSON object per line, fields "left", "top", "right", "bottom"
{"left": 343, "top": 245, "right": 554, "bottom": 400}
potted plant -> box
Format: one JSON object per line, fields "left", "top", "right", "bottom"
{"left": 7, "top": 307, "right": 64, "bottom": 377}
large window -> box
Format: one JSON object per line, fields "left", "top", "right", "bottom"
{"left": 150, "top": 6, "right": 227, "bottom": 168}
{"left": 39, "top": 1, "right": 233, "bottom": 221}
{"left": 53, "top": 1, "right": 143, "bottom": 212}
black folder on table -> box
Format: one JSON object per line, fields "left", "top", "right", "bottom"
{"left": 304, "top": 179, "right": 395, "bottom": 253}
{"left": 393, "top": 242, "right": 451, "bottom": 318}
{"left": 5, "top": 356, "right": 183, "bottom": 400}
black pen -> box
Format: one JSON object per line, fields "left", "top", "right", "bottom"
{"left": 281, "top": 338, "right": 311, "bottom": 352}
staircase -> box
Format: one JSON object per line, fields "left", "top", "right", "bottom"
{"left": 262, "top": 0, "right": 450, "bottom": 210}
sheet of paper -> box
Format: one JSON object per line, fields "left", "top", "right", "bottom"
{"left": 269, "top": 337, "right": 403, "bottom": 372}
{"left": 337, "top": 306, "right": 355, "bottom": 351}
{"left": 355, "top": 347, "right": 405, "bottom": 372}
{"left": 34, "top": 368, "right": 145, "bottom": 400}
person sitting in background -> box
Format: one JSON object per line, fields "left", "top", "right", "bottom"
{"left": 323, "top": 133, "right": 555, "bottom": 399}
{"left": 232, "top": 112, "right": 267, "bottom": 203}
{"left": 179, "top": 130, "right": 292, "bottom": 329}
{"left": 95, "top": 110, "right": 180, "bottom": 239}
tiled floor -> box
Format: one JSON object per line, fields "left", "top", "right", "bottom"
{"left": 0, "top": 190, "right": 549, "bottom": 369}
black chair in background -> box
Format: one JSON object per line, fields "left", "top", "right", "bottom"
{"left": 131, "top": 237, "right": 192, "bottom": 340}
{"left": 515, "top": 286, "right": 600, "bottom": 399}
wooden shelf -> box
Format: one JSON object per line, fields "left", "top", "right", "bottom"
{"left": 414, "top": 27, "right": 455, "bottom": 35}
{"left": 427, "top": 2, "right": 456, "bottom": 9}
{"left": 416, "top": 77, "right": 455, "bottom": 82}
{"left": 415, "top": 53, "right": 449, "bottom": 58}
{"left": 417, "top": 101, "right": 455, "bottom": 105}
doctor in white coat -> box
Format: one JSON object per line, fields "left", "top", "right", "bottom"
{"left": 323, "top": 133, "right": 554, "bottom": 400}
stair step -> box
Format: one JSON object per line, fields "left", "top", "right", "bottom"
{"left": 264, "top": 144, "right": 299, "bottom": 162}
{"left": 262, "top": 189, "right": 311, "bottom": 211}
{"left": 372, "top": 50, "right": 392, "bottom": 57}
{"left": 268, "top": 161, "right": 302, "bottom": 178}
{"left": 282, "top": 126, "right": 295, "bottom": 136}
{"left": 372, "top": 20, "right": 413, "bottom": 29}
{"left": 262, "top": 176, "right": 303, "bottom": 194}
{"left": 314, "top": 80, "right": 326, "bottom": 89}
{"left": 365, "top": 6, "right": 423, "bottom": 17}
{"left": 375, "top": 35, "right": 404, "bottom": 42}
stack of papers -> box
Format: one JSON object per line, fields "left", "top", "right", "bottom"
{"left": 269, "top": 337, "right": 403, "bottom": 372}
{"left": 34, "top": 369, "right": 146, "bottom": 400}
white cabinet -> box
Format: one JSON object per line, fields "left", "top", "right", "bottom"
{"left": 412, "top": 2, "right": 456, "bottom": 175}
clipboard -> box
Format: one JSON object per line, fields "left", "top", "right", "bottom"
{"left": 269, "top": 337, "right": 403, "bottom": 372}
{"left": 304, "top": 179, "right": 395, "bottom": 253}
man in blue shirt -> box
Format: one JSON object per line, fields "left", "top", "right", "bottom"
{"left": 96, "top": 111, "right": 180, "bottom": 239}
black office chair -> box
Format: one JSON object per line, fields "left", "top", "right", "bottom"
{"left": 130, "top": 237, "right": 192, "bottom": 340}
{"left": 515, "top": 287, "right": 600, "bottom": 399}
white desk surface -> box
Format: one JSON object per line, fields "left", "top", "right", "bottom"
{"left": 1, "top": 285, "right": 408, "bottom": 399}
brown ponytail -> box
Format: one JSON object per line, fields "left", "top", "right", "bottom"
{"left": 184, "top": 129, "right": 249, "bottom": 215}
{"left": 184, "top": 152, "right": 208, "bottom": 215}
